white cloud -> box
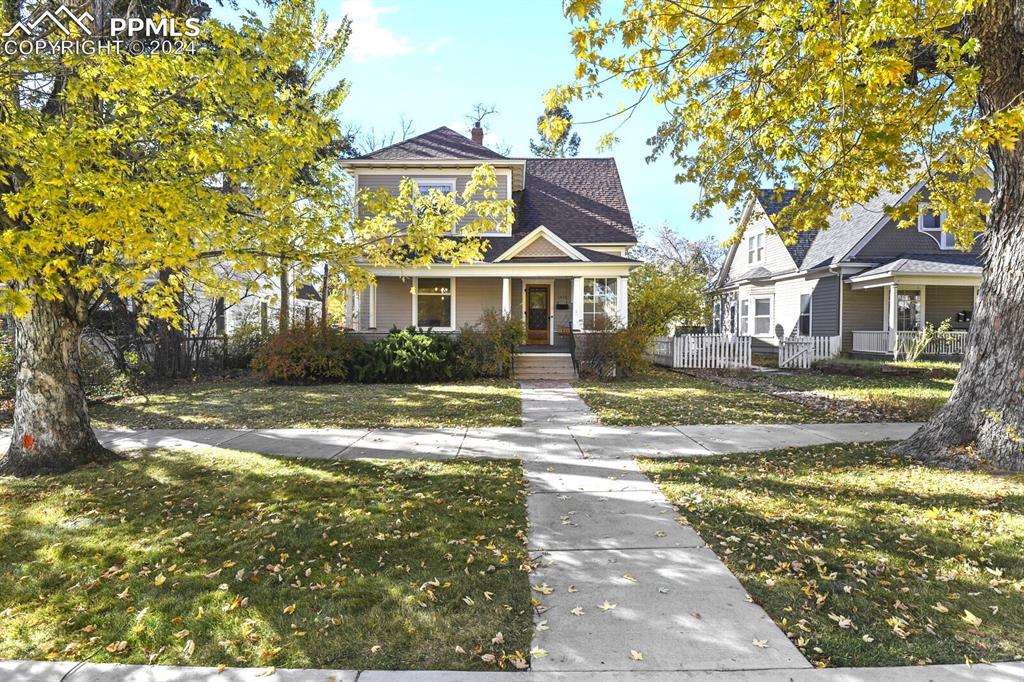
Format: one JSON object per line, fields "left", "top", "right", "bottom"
{"left": 339, "top": 0, "right": 446, "bottom": 63}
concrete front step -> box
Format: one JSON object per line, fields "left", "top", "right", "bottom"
{"left": 514, "top": 352, "right": 576, "bottom": 381}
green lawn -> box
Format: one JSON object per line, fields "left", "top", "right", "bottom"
{"left": 87, "top": 378, "right": 521, "bottom": 429}
{"left": 761, "top": 372, "right": 953, "bottom": 421}
{"left": 0, "top": 449, "right": 531, "bottom": 670}
{"left": 575, "top": 369, "right": 829, "bottom": 425}
{"left": 641, "top": 444, "right": 1024, "bottom": 668}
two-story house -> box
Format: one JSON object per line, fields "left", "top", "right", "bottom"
{"left": 341, "top": 124, "right": 639, "bottom": 356}
{"left": 710, "top": 179, "right": 986, "bottom": 356}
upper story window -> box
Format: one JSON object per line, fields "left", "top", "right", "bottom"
{"left": 416, "top": 179, "right": 456, "bottom": 196}
{"left": 747, "top": 232, "right": 764, "bottom": 264}
{"left": 918, "top": 204, "right": 956, "bottom": 250}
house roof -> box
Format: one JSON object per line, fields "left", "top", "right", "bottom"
{"left": 757, "top": 189, "right": 818, "bottom": 268}
{"left": 853, "top": 253, "right": 981, "bottom": 278}
{"left": 354, "top": 126, "right": 508, "bottom": 161}
{"left": 513, "top": 158, "right": 636, "bottom": 244}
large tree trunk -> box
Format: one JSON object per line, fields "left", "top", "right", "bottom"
{"left": 0, "top": 296, "right": 115, "bottom": 476}
{"left": 893, "top": 0, "right": 1024, "bottom": 471}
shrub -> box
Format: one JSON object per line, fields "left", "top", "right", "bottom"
{"left": 575, "top": 326, "right": 650, "bottom": 380}
{"left": 226, "top": 319, "right": 268, "bottom": 370}
{"left": 355, "top": 328, "right": 456, "bottom": 383}
{"left": 454, "top": 309, "right": 525, "bottom": 378}
{"left": 252, "top": 325, "right": 364, "bottom": 383}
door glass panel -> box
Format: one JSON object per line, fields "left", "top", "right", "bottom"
{"left": 528, "top": 288, "right": 547, "bottom": 331}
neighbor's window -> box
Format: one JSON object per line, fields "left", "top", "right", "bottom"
{"left": 739, "top": 300, "right": 749, "bottom": 335}
{"left": 583, "top": 277, "right": 618, "bottom": 330}
{"left": 918, "top": 205, "right": 956, "bottom": 249}
{"left": 896, "top": 291, "right": 921, "bottom": 331}
{"left": 798, "top": 294, "right": 812, "bottom": 336}
{"left": 416, "top": 278, "right": 453, "bottom": 328}
{"left": 747, "top": 233, "right": 765, "bottom": 264}
{"left": 753, "top": 297, "right": 772, "bottom": 335}
{"left": 416, "top": 179, "right": 456, "bottom": 196}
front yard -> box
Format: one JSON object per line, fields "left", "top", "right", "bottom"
{"left": 575, "top": 368, "right": 829, "bottom": 425}
{"left": 0, "top": 449, "right": 532, "bottom": 670}
{"left": 86, "top": 378, "right": 521, "bottom": 429}
{"left": 641, "top": 444, "right": 1024, "bottom": 668}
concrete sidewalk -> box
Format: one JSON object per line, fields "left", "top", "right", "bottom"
{"left": 3, "top": 660, "right": 1022, "bottom": 681}
{"left": 518, "top": 383, "right": 808, "bottom": 673}
{"left": 0, "top": 422, "right": 920, "bottom": 462}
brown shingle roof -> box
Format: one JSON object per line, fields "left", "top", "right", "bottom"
{"left": 513, "top": 158, "right": 635, "bottom": 244}
{"left": 355, "top": 126, "right": 507, "bottom": 161}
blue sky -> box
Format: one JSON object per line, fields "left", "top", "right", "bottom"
{"left": 313, "top": 0, "right": 733, "bottom": 243}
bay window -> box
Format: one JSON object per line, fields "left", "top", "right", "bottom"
{"left": 415, "top": 278, "right": 453, "bottom": 329}
{"left": 583, "top": 277, "right": 618, "bottom": 330}
{"left": 739, "top": 300, "right": 749, "bottom": 335}
{"left": 798, "top": 294, "right": 812, "bottom": 336}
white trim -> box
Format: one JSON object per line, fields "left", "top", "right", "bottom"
{"left": 343, "top": 160, "right": 527, "bottom": 169}
{"left": 522, "top": 278, "right": 555, "bottom": 345}
{"left": 501, "top": 277, "right": 511, "bottom": 317}
{"left": 751, "top": 295, "right": 773, "bottom": 337}
{"left": 916, "top": 203, "right": 957, "bottom": 250}
{"left": 848, "top": 272, "right": 982, "bottom": 289}
{"left": 365, "top": 263, "right": 634, "bottom": 278}
{"left": 368, "top": 284, "right": 377, "bottom": 329}
{"left": 798, "top": 292, "right": 812, "bottom": 336}
{"left": 411, "top": 276, "right": 456, "bottom": 331}
{"left": 920, "top": 285, "right": 927, "bottom": 331}
{"left": 411, "top": 177, "right": 456, "bottom": 194}
{"left": 494, "top": 226, "right": 588, "bottom": 262}
{"left": 572, "top": 277, "right": 584, "bottom": 330}
{"left": 617, "top": 275, "right": 629, "bottom": 326}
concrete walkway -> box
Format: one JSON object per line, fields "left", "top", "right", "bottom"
{"left": 3, "top": 659, "right": 1023, "bottom": 681}
{"left": 518, "top": 383, "right": 809, "bottom": 673}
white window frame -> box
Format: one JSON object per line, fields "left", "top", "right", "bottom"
{"left": 739, "top": 299, "right": 749, "bottom": 335}
{"left": 798, "top": 293, "right": 812, "bottom": 336}
{"left": 414, "top": 177, "right": 456, "bottom": 196}
{"left": 411, "top": 276, "right": 456, "bottom": 331}
{"left": 747, "top": 232, "right": 765, "bottom": 264}
{"left": 917, "top": 203, "right": 956, "bottom": 250}
{"left": 582, "top": 277, "right": 618, "bottom": 330}
{"left": 752, "top": 296, "right": 773, "bottom": 336}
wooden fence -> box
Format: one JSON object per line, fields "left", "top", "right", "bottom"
{"left": 778, "top": 335, "right": 842, "bottom": 369}
{"left": 653, "top": 334, "right": 752, "bottom": 369}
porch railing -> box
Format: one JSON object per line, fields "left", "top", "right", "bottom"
{"left": 853, "top": 330, "right": 969, "bottom": 356}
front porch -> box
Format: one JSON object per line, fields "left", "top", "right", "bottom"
{"left": 847, "top": 268, "right": 978, "bottom": 357}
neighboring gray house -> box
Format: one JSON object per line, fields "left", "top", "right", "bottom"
{"left": 341, "top": 125, "right": 639, "bottom": 352}
{"left": 710, "top": 179, "right": 986, "bottom": 356}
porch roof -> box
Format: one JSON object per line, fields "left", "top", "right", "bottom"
{"left": 848, "top": 254, "right": 982, "bottom": 288}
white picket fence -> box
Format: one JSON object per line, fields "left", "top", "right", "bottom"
{"left": 778, "top": 335, "right": 842, "bottom": 369}
{"left": 653, "top": 334, "right": 752, "bottom": 369}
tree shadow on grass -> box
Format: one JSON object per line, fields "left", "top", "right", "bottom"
{"left": 0, "top": 450, "right": 532, "bottom": 670}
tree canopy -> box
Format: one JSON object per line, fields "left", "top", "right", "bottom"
{"left": 530, "top": 105, "right": 581, "bottom": 157}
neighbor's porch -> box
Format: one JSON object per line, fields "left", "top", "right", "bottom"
{"left": 846, "top": 277, "right": 978, "bottom": 357}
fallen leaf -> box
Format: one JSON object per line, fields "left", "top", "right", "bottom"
{"left": 630, "top": 649, "right": 644, "bottom": 661}
{"left": 598, "top": 600, "right": 617, "bottom": 611}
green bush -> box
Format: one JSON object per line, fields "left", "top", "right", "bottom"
{"left": 454, "top": 309, "right": 525, "bottom": 378}
{"left": 226, "top": 319, "right": 268, "bottom": 370}
{"left": 355, "top": 328, "right": 457, "bottom": 383}
{"left": 252, "top": 325, "right": 365, "bottom": 383}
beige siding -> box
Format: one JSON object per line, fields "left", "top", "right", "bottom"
{"left": 511, "top": 279, "right": 523, "bottom": 321}
{"left": 925, "top": 285, "right": 975, "bottom": 330}
{"left": 517, "top": 236, "right": 566, "bottom": 258}
{"left": 356, "top": 172, "right": 511, "bottom": 234}
{"left": 361, "top": 276, "right": 413, "bottom": 330}
{"left": 455, "top": 278, "right": 502, "bottom": 328}
{"left": 841, "top": 284, "right": 884, "bottom": 351}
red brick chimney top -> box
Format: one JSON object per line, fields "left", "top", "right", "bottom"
{"left": 470, "top": 121, "right": 484, "bottom": 145}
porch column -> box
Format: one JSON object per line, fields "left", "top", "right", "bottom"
{"left": 501, "top": 277, "right": 511, "bottom": 317}
{"left": 572, "top": 277, "right": 584, "bottom": 330}
{"left": 919, "top": 285, "right": 926, "bottom": 331}
{"left": 351, "top": 287, "right": 361, "bottom": 331}
{"left": 368, "top": 284, "right": 377, "bottom": 329}
{"left": 617, "top": 275, "right": 629, "bottom": 327}
{"left": 888, "top": 282, "right": 899, "bottom": 358}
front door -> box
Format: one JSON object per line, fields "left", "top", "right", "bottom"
{"left": 526, "top": 285, "right": 550, "bottom": 345}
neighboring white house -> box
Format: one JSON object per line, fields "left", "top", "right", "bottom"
{"left": 710, "top": 179, "right": 987, "bottom": 356}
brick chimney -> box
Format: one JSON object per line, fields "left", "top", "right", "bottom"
{"left": 470, "top": 121, "right": 484, "bottom": 145}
